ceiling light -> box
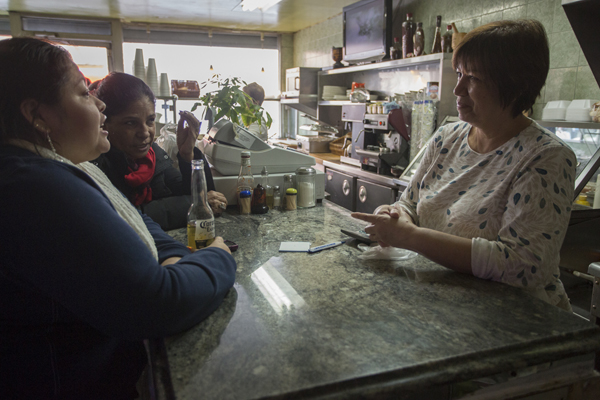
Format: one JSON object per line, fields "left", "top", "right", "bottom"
{"left": 241, "top": 0, "right": 282, "bottom": 12}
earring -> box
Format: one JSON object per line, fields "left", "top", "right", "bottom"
{"left": 46, "top": 133, "right": 58, "bottom": 153}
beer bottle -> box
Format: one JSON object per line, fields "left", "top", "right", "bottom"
{"left": 237, "top": 151, "right": 254, "bottom": 214}
{"left": 187, "top": 159, "right": 215, "bottom": 249}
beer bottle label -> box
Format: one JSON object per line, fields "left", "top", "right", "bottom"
{"left": 195, "top": 218, "right": 215, "bottom": 248}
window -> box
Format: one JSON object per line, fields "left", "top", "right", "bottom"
{"left": 123, "top": 42, "right": 280, "bottom": 136}
{"left": 58, "top": 44, "right": 109, "bottom": 83}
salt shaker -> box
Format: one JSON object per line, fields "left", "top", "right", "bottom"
{"left": 296, "top": 166, "right": 316, "bottom": 208}
{"left": 273, "top": 185, "right": 282, "bottom": 210}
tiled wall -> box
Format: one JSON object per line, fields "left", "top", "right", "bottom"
{"left": 292, "top": 0, "right": 600, "bottom": 119}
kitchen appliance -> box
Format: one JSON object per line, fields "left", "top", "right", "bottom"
{"left": 354, "top": 113, "right": 410, "bottom": 176}
{"left": 281, "top": 67, "right": 320, "bottom": 116}
{"left": 284, "top": 67, "right": 319, "bottom": 97}
{"left": 297, "top": 135, "right": 336, "bottom": 154}
{"left": 296, "top": 113, "right": 339, "bottom": 154}
{"left": 199, "top": 119, "right": 325, "bottom": 205}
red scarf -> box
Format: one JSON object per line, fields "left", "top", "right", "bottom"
{"left": 124, "top": 147, "right": 156, "bottom": 206}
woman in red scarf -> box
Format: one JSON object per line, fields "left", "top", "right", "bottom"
{"left": 92, "top": 72, "right": 227, "bottom": 230}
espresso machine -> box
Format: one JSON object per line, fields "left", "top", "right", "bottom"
{"left": 353, "top": 109, "right": 410, "bottom": 176}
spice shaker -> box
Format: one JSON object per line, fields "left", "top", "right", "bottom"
{"left": 296, "top": 166, "right": 316, "bottom": 208}
{"left": 273, "top": 185, "right": 281, "bottom": 210}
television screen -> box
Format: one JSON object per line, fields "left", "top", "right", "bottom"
{"left": 343, "top": 0, "right": 391, "bottom": 64}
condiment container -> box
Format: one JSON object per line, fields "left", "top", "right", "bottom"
{"left": 251, "top": 184, "right": 269, "bottom": 214}
{"left": 296, "top": 166, "right": 316, "bottom": 208}
{"left": 281, "top": 174, "right": 296, "bottom": 210}
{"left": 273, "top": 185, "right": 282, "bottom": 210}
{"left": 285, "top": 188, "right": 297, "bottom": 211}
{"left": 239, "top": 190, "right": 252, "bottom": 215}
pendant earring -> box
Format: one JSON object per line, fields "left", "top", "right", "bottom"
{"left": 46, "top": 133, "right": 58, "bottom": 153}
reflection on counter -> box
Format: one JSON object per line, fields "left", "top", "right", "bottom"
{"left": 251, "top": 257, "right": 306, "bottom": 315}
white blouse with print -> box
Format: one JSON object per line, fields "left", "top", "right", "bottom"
{"left": 395, "top": 120, "right": 577, "bottom": 310}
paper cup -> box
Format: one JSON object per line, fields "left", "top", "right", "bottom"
{"left": 146, "top": 58, "right": 159, "bottom": 95}
{"left": 159, "top": 73, "right": 170, "bottom": 96}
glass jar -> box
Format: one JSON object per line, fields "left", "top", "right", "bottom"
{"left": 296, "top": 166, "right": 316, "bottom": 208}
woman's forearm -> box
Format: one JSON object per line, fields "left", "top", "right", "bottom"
{"left": 407, "top": 227, "right": 473, "bottom": 274}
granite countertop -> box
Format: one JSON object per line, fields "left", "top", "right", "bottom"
{"left": 163, "top": 200, "right": 600, "bottom": 400}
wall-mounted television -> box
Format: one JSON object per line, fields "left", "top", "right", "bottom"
{"left": 343, "top": 0, "right": 393, "bottom": 65}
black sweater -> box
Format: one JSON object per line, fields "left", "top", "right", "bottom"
{"left": 93, "top": 143, "right": 215, "bottom": 230}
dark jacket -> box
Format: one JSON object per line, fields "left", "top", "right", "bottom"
{"left": 93, "top": 143, "right": 215, "bottom": 230}
{"left": 0, "top": 145, "right": 236, "bottom": 399}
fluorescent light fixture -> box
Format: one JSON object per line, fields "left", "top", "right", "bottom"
{"left": 241, "top": 0, "right": 282, "bottom": 12}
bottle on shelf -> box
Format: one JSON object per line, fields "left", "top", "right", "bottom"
{"left": 237, "top": 151, "right": 254, "bottom": 214}
{"left": 390, "top": 37, "right": 401, "bottom": 60}
{"left": 413, "top": 22, "right": 425, "bottom": 56}
{"left": 441, "top": 25, "right": 453, "bottom": 53}
{"left": 431, "top": 16, "right": 442, "bottom": 54}
{"left": 187, "top": 160, "right": 215, "bottom": 249}
{"left": 402, "top": 13, "right": 414, "bottom": 59}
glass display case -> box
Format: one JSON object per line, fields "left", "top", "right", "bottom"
{"left": 541, "top": 121, "right": 600, "bottom": 209}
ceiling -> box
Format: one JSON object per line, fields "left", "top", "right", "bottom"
{"left": 1, "top": 0, "right": 359, "bottom": 33}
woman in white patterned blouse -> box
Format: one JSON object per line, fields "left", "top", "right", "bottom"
{"left": 352, "top": 20, "right": 576, "bottom": 311}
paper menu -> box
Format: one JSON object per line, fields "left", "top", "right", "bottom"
{"left": 279, "top": 242, "right": 311, "bottom": 252}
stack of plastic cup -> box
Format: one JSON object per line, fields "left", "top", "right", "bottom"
{"left": 159, "top": 73, "right": 170, "bottom": 96}
{"left": 133, "top": 48, "right": 146, "bottom": 82}
{"left": 146, "top": 58, "right": 159, "bottom": 95}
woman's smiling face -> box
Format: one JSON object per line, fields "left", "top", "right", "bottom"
{"left": 104, "top": 96, "right": 156, "bottom": 160}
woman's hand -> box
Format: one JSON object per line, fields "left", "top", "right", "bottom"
{"left": 207, "top": 191, "right": 228, "bottom": 214}
{"left": 351, "top": 208, "right": 417, "bottom": 249}
{"left": 373, "top": 204, "right": 403, "bottom": 217}
{"left": 177, "top": 111, "right": 200, "bottom": 163}
{"left": 208, "top": 237, "right": 231, "bottom": 254}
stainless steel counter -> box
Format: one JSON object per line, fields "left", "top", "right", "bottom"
{"left": 322, "top": 159, "right": 408, "bottom": 188}
{"left": 161, "top": 201, "right": 600, "bottom": 399}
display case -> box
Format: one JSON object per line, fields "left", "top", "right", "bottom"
{"left": 540, "top": 120, "right": 600, "bottom": 274}
{"left": 538, "top": 120, "right": 600, "bottom": 208}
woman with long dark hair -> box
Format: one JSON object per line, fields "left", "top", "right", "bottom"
{"left": 0, "top": 37, "right": 236, "bottom": 399}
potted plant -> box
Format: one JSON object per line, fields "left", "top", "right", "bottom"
{"left": 191, "top": 74, "right": 272, "bottom": 129}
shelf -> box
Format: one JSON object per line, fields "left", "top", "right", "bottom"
{"left": 318, "top": 100, "right": 353, "bottom": 106}
{"left": 156, "top": 95, "right": 201, "bottom": 101}
{"left": 318, "top": 53, "right": 451, "bottom": 76}
{"left": 536, "top": 120, "right": 600, "bottom": 130}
